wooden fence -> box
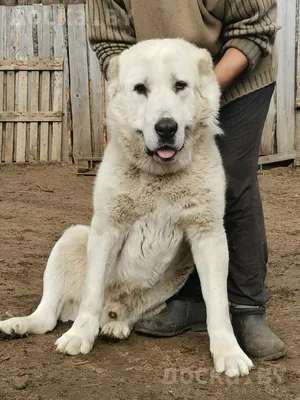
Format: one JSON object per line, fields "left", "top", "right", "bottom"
{"left": 0, "top": 59, "right": 64, "bottom": 162}
{"left": 0, "top": 5, "right": 70, "bottom": 162}
{"left": 0, "top": 1, "right": 299, "bottom": 165}
{"left": 258, "top": 0, "right": 299, "bottom": 165}
{"left": 0, "top": 3, "right": 103, "bottom": 163}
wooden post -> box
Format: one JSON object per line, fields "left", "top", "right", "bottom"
{"left": 295, "top": 0, "right": 300, "bottom": 164}
{"left": 39, "top": 5, "right": 52, "bottom": 161}
{"left": 87, "top": 31, "right": 103, "bottom": 157}
{"left": 276, "top": 0, "right": 297, "bottom": 156}
{"left": 53, "top": 4, "right": 71, "bottom": 163}
{"left": 68, "top": 4, "right": 92, "bottom": 162}
{"left": 260, "top": 94, "right": 276, "bottom": 156}
{"left": 0, "top": 6, "right": 5, "bottom": 162}
{"left": 5, "top": 7, "right": 16, "bottom": 163}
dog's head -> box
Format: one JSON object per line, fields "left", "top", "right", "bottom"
{"left": 106, "top": 39, "right": 221, "bottom": 174}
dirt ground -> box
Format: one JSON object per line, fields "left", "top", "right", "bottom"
{"left": 0, "top": 163, "right": 299, "bottom": 400}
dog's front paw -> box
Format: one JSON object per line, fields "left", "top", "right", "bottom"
{"left": 101, "top": 321, "right": 131, "bottom": 340}
{"left": 210, "top": 330, "right": 254, "bottom": 377}
{"left": 55, "top": 318, "right": 99, "bottom": 355}
{"left": 0, "top": 317, "right": 30, "bottom": 339}
{"left": 213, "top": 350, "right": 253, "bottom": 377}
{"left": 55, "top": 330, "right": 93, "bottom": 355}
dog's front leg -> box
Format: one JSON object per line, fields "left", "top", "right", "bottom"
{"left": 55, "top": 218, "right": 124, "bottom": 355}
{"left": 187, "top": 225, "right": 253, "bottom": 377}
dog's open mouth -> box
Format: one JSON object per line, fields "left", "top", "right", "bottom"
{"left": 155, "top": 146, "right": 177, "bottom": 160}
{"left": 145, "top": 145, "right": 183, "bottom": 161}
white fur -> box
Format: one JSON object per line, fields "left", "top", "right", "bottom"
{"left": 0, "top": 39, "right": 253, "bottom": 377}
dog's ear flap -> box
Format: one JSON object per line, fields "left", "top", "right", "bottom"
{"left": 197, "top": 48, "right": 214, "bottom": 76}
{"left": 106, "top": 55, "right": 120, "bottom": 81}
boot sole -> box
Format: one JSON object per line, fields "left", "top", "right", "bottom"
{"left": 251, "top": 349, "right": 286, "bottom": 361}
{"left": 134, "top": 322, "right": 207, "bottom": 337}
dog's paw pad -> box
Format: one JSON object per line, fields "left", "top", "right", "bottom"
{"left": 101, "top": 321, "right": 131, "bottom": 340}
{"left": 55, "top": 331, "right": 94, "bottom": 355}
{"left": 0, "top": 318, "right": 29, "bottom": 339}
{"left": 214, "top": 353, "right": 254, "bottom": 377}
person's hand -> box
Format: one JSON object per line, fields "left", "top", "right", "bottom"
{"left": 214, "top": 48, "right": 248, "bottom": 90}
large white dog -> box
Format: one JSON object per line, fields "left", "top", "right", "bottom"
{"left": 0, "top": 39, "right": 253, "bottom": 377}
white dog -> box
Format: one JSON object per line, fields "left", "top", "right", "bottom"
{"left": 0, "top": 39, "right": 253, "bottom": 377}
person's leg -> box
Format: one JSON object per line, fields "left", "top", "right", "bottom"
{"left": 218, "top": 86, "right": 272, "bottom": 305}
{"left": 216, "top": 83, "right": 284, "bottom": 359}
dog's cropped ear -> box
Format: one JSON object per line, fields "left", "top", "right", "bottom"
{"left": 197, "top": 48, "right": 214, "bottom": 76}
{"left": 106, "top": 55, "right": 120, "bottom": 81}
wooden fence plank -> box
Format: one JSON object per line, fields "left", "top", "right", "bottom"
{"left": 0, "top": 59, "right": 64, "bottom": 70}
{"left": 53, "top": 4, "right": 71, "bottom": 162}
{"left": 32, "top": 4, "right": 43, "bottom": 161}
{"left": 40, "top": 70, "right": 50, "bottom": 160}
{"left": 296, "top": 0, "right": 300, "bottom": 108}
{"left": 295, "top": 0, "right": 300, "bottom": 157}
{"left": 52, "top": 4, "right": 66, "bottom": 162}
{"left": 294, "top": 110, "right": 300, "bottom": 159}
{"left": 88, "top": 39, "right": 103, "bottom": 157}
{"left": 0, "top": 72, "right": 3, "bottom": 161}
{"left": 5, "top": 72, "right": 15, "bottom": 163}
{"left": 5, "top": 7, "right": 16, "bottom": 163}
{"left": 0, "top": 6, "right": 6, "bottom": 162}
{"left": 16, "top": 68, "right": 27, "bottom": 162}
{"left": 259, "top": 152, "right": 296, "bottom": 165}
{"left": 276, "top": 0, "right": 297, "bottom": 155}
{"left": 39, "top": 5, "right": 52, "bottom": 161}
{"left": 62, "top": 7, "right": 72, "bottom": 163}
{"left": 29, "top": 70, "right": 39, "bottom": 160}
{"left": 68, "top": 4, "right": 92, "bottom": 161}
{"left": 0, "top": 6, "right": 6, "bottom": 56}
{"left": 261, "top": 94, "right": 276, "bottom": 156}
{"left": 13, "top": 6, "right": 33, "bottom": 162}
{"left": 51, "top": 71, "right": 63, "bottom": 161}
{"left": 0, "top": 111, "right": 62, "bottom": 122}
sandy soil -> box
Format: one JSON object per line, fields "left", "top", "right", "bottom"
{"left": 0, "top": 163, "right": 299, "bottom": 400}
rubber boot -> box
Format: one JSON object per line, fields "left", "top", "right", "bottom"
{"left": 230, "top": 305, "right": 286, "bottom": 360}
{"left": 134, "top": 299, "right": 207, "bottom": 337}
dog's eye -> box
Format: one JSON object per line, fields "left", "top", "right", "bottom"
{"left": 175, "top": 81, "right": 188, "bottom": 92}
{"left": 134, "top": 83, "right": 148, "bottom": 96}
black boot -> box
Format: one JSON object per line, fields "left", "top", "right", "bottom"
{"left": 230, "top": 305, "right": 285, "bottom": 360}
{"left": 134, "top": 299, "right": 207, "bottom": 337}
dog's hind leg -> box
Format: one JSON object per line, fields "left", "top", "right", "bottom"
{"left": 0, "top": 225, "right": 89, "bottom": 339}
{"left": 100, "top": 251, "right": 193, "bottom": 340}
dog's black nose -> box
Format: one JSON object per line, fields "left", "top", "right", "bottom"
{"left": 155, "top": 118, "right": 178, "bottom": 140}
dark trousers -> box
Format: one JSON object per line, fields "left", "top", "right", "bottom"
{"left": 175, "top": 84, "right": 275, "bottom": 306}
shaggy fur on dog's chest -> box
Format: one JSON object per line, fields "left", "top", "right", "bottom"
{"left": 94, "top": 132, "right": 225, "bottom": 235}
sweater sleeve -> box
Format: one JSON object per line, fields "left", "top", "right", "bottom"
{"left": 221, "top": 0, "right": 278, "bottom": 71}
{"left": 87, "top": 0, "right": 136, "bottom": 73}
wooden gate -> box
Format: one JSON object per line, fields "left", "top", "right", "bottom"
{"left": 0, "top": 58, "right": 63, "bottom": 162}
{"left": 0, "top": 4, "right": 70, "bottom": 163}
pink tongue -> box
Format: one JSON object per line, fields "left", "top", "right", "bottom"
{"left": 156, "top": 149, "right": 176, "bottom": 159}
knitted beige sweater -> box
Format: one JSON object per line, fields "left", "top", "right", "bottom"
{"left": 87, "top": 0, "right": 278, "bottom": 104}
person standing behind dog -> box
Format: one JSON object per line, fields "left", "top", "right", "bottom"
{"left": 87, "top": 0, "right": 285, "bottom": 360}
